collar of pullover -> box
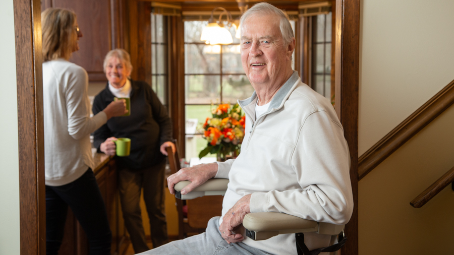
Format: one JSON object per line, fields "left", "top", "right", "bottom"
{"left": 238, "top": 71, "right": 300, "bottom": 121}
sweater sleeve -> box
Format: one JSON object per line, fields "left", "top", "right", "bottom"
{"left": 215, "top": 159, "right": 235, "bottom": 178}
{"left": 65, "top": 67, "right": 107, "bottom": 140}
{"left": 249, "top": 111, "right": 353, "bottom": 225}
{"left": 146, "top": 83, "right": 173, "bottom": 145}
{"left": 92, "top": 93, "right": 112, "bottom": 151}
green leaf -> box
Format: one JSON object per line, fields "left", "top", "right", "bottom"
{"left": 198, "top": 146, "right": 211, "bottom": 159}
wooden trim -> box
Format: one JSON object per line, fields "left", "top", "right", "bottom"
{"left": 330, "top": 0, "right": 335, "bottom": 105}
{"left": 168, "top": 15, "right": 186, "bottom": 157}
{"left": 335, "top": 0, "right": 359, "bottom": 254}
{"left": 300, "top": 16, "right": 310, "bottom": 84}
{"left": 128, "top": 0, "right": 140, "bottom": 80}
{"left": 14, "top": 0, "right": 46, "bottom": 254}
{"left": 411, "top": 166, "right": 454, "bottom": 208}
{"left": 358, "top": 79, "right": 454, "bottom": 180}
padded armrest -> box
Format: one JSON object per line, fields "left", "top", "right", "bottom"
{"left": 243, "top": 212, "right": 345, "bottom": 241}
{"left": 174, "top": 179, "right": 229, "bottom": 200}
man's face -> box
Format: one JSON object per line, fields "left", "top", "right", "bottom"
{"left": 240, "top": 14, "right": 294, "bottom": 87}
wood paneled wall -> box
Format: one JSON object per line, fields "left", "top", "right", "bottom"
{"left": 41, "top": 0, "right": 126, "bottom": 82}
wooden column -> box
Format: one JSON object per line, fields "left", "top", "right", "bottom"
{"left": 13, "top": 0, "right": 45, "bottom": 254}
{"left": 335, "top": 0, "right": 360, "bottom": 254}
{"left": 128, "top": 0, "right": 152, "bottom": 83}
{"left": 168, "top": 15, "right": 186, "bottom": 157}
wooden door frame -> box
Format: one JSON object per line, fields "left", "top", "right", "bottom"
{"left": 335, "top": 0, "right": 359, "bottom": 254}
{"left": 14, "top": 0, "right": 46, "bottom": 254}
{"left": 16, "top": 0, "right": 361, "bottom": 254}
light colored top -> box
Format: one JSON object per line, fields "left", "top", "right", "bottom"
{"left": 108, "top": 79, "right": 131, "bottom": 98}
{"left": 255, "top": 101, "right": 270, "bottom": 119}
{"left": 216, "top": 72, "right": 353, "bottom": 255}
{"left": 43, "top": 59, "right": 107, "bottom": 186}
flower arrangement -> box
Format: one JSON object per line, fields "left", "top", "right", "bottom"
{"left": 199, "top": 103, "right": 245, "bottom": 160}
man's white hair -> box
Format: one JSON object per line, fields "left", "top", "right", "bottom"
{"left": 239, "top": 2, "right": 294, "bottom": 45}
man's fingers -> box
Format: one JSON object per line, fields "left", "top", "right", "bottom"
{"left": 180, "top": 181, "right": 199, "bottom": 195}
{"left": 167, "top": 176, "right": 176, "bottom": 194}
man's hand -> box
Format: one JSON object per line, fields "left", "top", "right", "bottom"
{"left": 219, "top": 194, "right": 252, "bottom": 244}
{"left": 160, "top": 141, "right": 175, "bottom": 156}
{"left": 100, "top": 137, "right": 117, "bottom": 156}
{"left": 167, "top": 163, "right": 218, "bottom": 195}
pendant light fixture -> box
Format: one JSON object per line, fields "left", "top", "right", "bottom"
{"left": 200, "top": 7, "right": 234, "bottom": 45}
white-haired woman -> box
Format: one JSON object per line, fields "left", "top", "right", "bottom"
{"left": 92, "top": 49, "right": 175, "bottom": 253}
{"left": 42, "top": 8, "right": 127, "bottom": 255}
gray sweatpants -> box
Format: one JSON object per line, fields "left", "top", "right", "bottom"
{"left": 137, "top": 217, "right": 273, "bottom": 255}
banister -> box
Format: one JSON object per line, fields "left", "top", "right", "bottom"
{"left": 410, "top": 166, "right": 454, "bottom": 208}
{"left": 358, "top": 79, "right": 454, "bottom": 180}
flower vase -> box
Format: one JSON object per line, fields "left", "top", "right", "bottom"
{"left": 216, "top": 150, "right": 234, "bottom": 162}
{"left": 216, "top": 152, "right": 225, "bottom": 162}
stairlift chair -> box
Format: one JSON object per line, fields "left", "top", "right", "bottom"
{"left": 173, "top": 179, "right": 347, "bottom": 255}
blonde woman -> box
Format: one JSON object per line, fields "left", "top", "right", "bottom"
{"left": 92, "top": 49, "right": 175, "bottom": 253}
{"left": 42, "top": 8, "right": 126, "bottom": 255}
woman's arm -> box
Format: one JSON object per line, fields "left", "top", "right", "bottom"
{"left": 92, "top": 93, "right": 113, "bottom": 151}
{"left": 65, "top": 67, "right": 107, "bottom": 140}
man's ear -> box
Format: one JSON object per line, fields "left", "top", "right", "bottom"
{"left": 287, "top": 38, "right": 296, "bottom": 56}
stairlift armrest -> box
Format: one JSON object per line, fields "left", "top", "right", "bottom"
{"left": 243, "top": 212, "right": 345, "bottom": 241}
{"left": 174, "top": 179, "right": 229, "bottom": 200}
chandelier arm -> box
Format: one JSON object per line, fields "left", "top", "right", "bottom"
{"left": 210, "top": 7, "right": 231, "bottom": 25}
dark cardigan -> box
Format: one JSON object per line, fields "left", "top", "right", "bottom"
{"left": 92, "top": 79, "right": 172, "bottom": 170}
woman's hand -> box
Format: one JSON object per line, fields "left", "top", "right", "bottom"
{"left": 160, "top": 141, "right": 176, "bottom": 156}
{"left": 167, "top": 163, "right": 218, "bottom": 195}
{"left": 100, "top": 137, "right": 117, "bottom": 156}
{"left": 219, "top": 194, "right": 251, "bottom": 244}
{"left": 103, "top": 100, "right": 127, "bottom": 119}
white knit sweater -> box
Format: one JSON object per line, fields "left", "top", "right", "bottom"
{"left": 43, "top": 59, "right": 107, "bottom": 186}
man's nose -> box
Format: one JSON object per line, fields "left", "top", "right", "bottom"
{"left": 249, "top": 42, "right": 262, "bottom": 57}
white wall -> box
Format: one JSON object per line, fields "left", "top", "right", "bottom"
{"left": 359, "top": 0, "right": 454, "bottom": 155}
{"left": 359, "top": 0, "right": 454, "bottom": 254}
{"left": 0, "top": 0, "right": 20, "bottom": 254}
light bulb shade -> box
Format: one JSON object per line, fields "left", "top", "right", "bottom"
{"left": 200, "top": 22, "right": 233, "bottom": 45}
{"left": 209, "top": 27, "right": 233, "bottom": 45}
{"left": 200, "top": 22, "right": 221, "bottom": 42}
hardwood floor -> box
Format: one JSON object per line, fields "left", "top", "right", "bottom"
{"left": 123, "top": 242, "right": 153, "bottom": 255}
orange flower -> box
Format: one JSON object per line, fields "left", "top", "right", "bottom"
{"left": 222, "top": 128, "right": 235, "bottom": 140}
{"left": 239, "top": 116, "right": 245, "bottom": 128}
{"left": 203, "top": 117, "right": 209, "bottom": 128}
{"left": 208, "top": 127, "right": 222, "bottom": 146}
{"left": 231, "top": 118, "right": 239, "bottom": 126}
{"left": 221, "top": 117, "right": 230, "bottom": 126}
{"left": 217, "top": 104, "right": 230, "bottom": 113}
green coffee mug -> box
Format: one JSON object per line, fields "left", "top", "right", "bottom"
{"left": 114, "top": 138, "right": 131, "bottom": 157}
{"left": 114, "top": 97, "right": 130, "bottom": 116}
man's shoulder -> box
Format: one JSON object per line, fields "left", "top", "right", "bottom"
{"left": 289, "top": 83, "right": 331, "bottom": 110}
{"left": 286, "top": 83, "right": 340, "bottom": 125}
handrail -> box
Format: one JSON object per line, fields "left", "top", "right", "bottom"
{"left": 358, "top": 79, "right": 454, "bottom": 180}
{"left": 410, "top": 166, "right": 454, "bottom": 208}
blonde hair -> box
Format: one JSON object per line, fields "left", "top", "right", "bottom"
{"left": 103, "top": 49, "right": 133, "bottom": 74}
{"left": 42, "top": 8, "right": 77, "bottom": 61}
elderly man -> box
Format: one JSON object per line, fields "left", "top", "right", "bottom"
{"left": 140, "top": 2, "right": 353, "bottom": 255}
